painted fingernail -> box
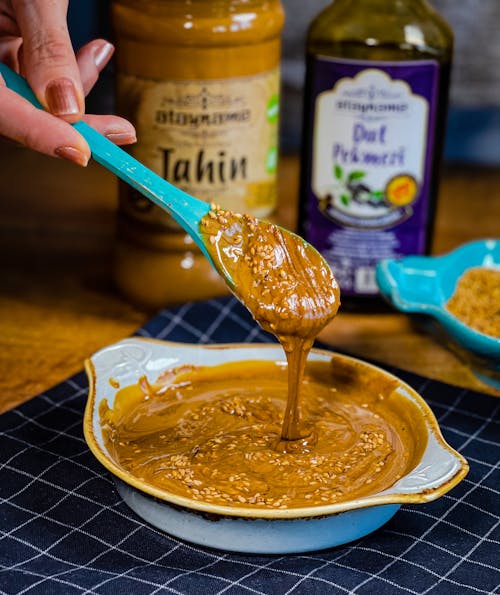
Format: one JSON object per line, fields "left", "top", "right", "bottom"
{"left": 105, "top": 131, "right": 137, "bottom": 144}
{"left": 94, "top": 42, "right": 114, "bottom": 70}
{"left": 54, "top": 146, "right": 89, "bottom": 167}
{"left": 45, "top": 78, "right": 80, "bottom": 117}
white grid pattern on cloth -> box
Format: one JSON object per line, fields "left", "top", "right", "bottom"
{"left": 0, "top": 297, "right": 499, "bottom": 595}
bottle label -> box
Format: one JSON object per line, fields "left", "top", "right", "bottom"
{"left": 303, "top": 57, "right": 440, "bottom": 296}
{"left": 117, "top": 69, "right": 280, "bottom": 228}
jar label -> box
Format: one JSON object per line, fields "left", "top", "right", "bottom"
{"left": 118, "top": 69, "right": 280, "bottom": 228}
{"left": 303, "top": 57, "right": 440, "bottom": 297}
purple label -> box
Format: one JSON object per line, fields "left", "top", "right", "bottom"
{"left": 303, "top": 56, "right": 440, "bottom": 296}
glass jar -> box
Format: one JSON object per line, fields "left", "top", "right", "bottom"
{"left": 112, "top": 0, "right": 285, "bottom": 308}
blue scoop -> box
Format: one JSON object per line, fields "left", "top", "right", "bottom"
{"left": 0, "top": 64, "right": 212, "bottom": 263}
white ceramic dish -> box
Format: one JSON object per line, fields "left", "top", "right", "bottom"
{"left": 84, "top": 338, "right": 468, "bottom": 554}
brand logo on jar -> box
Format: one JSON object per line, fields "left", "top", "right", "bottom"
{"left": 155, "top": 108, "right": 251, "bottom": 128}
{"left": 155, "top": 87, "right": 251, "bottom": 129}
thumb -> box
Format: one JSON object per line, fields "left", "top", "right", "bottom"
{"left": 12, "top": 0, "right": 84, "bottom": 123}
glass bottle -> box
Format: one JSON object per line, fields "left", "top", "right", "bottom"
{"left": 299, "top": 0, "right": 453, "bottom": 309}
{"left": 112, "top": 0, "right": 284, "bottom": 308}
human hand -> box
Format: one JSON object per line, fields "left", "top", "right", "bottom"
{"left": 0, "top": 0, "right": 136, "bottom": 166}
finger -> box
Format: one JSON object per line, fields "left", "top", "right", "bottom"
{"left": 83, "top": 114, "right": 136, "bottom": 145}
{"left": 0, "top": 77, "right": 89, "bottom": 166}
{"left": 12, "top": 0, "right": 84, "bottom": 123}
{"left": 76, "top": 39, "right": 114, "bottom": 96}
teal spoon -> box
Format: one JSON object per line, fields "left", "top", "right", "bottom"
{"left": 0, "top": 64, "right": 212, "bottom": 263}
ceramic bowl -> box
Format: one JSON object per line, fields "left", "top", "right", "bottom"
{"left": 376, "top": 239, "right": 500, "bottom": 389}
{"left": 84, "top": 338, "right": 468, "bottom": 554}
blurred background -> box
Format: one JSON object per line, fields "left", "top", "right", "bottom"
{"left": 1, "top": 0, "right": 499, "bottom": 410}
{"left": 69, "top": 0, "right": 500, "bottom": 165}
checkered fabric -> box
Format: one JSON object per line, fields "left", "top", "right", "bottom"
{"left": 1, "top": 297, "right": 499, "bottom": 595}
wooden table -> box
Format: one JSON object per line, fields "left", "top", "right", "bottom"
{"left": 0, "top": 142, "right": 499, "bottom": 414}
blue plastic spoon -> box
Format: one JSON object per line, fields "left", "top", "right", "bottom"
{"left": 0, "top": 64, "right": 213, "bottom": 263}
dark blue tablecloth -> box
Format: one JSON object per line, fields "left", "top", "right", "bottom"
{"left": 1, "top": 297, "right": 499, "bottom": 594}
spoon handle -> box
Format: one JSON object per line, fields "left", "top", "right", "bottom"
{"left": 0, "top": 64, "right": 212, "bottom": 260}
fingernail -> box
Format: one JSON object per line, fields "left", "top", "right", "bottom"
{"left": 94, "top": 41, "right": 114, "bottom": 70}
{"left": 54, "top": 146, "right": 89, "bottom": 167}
{"left": 45, "top": 78, "right": 80, "bottom": 117}
{"left": 105, "top": 131, "right": 137, "bottom": 144}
